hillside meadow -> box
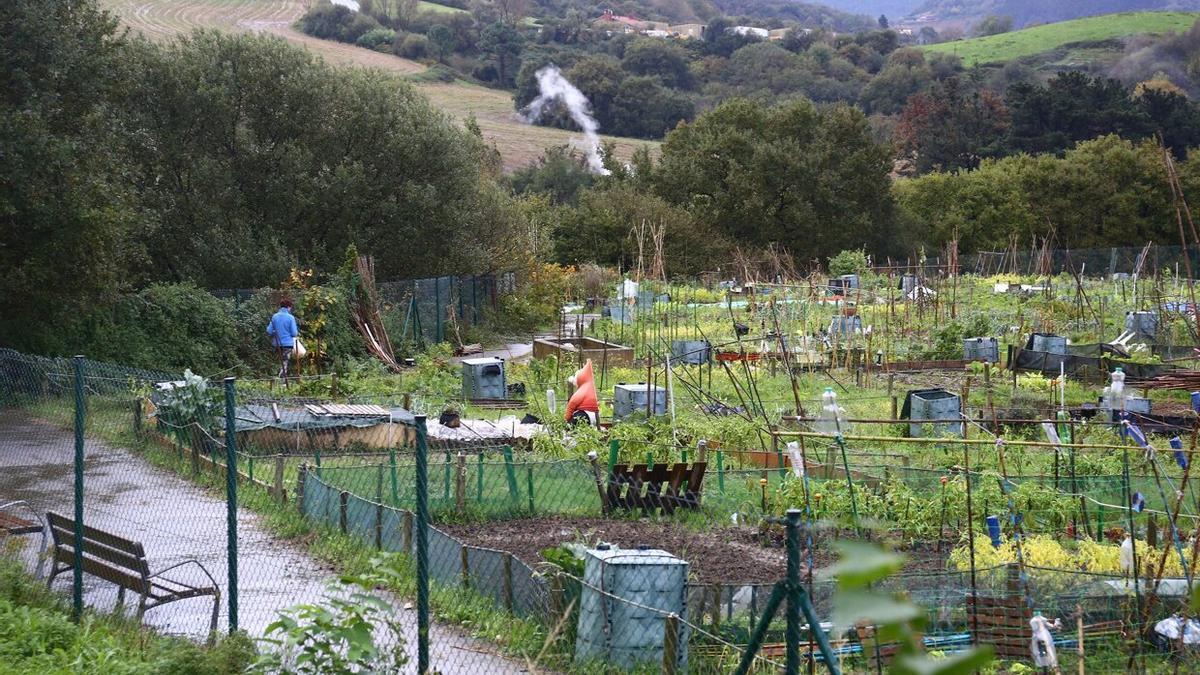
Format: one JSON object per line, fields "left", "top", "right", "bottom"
{"left": 98, "top": 0, "right": 653, "bottom": 170}
{"left": 922, "top": 10, "right": 1200, "bottom": 65}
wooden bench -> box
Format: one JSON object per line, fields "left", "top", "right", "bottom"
{"left": 0, "top": 501, "right": 47, "bottom": 577}
{"left": 45, "top": 512, "right": 220, "bottom": 633}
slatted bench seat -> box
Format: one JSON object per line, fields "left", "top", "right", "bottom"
{"left": 45, "top": 512, "right": 220, "bottom": 633}
{"left": 0, "top": 501, "right": 47, "bottom": 577}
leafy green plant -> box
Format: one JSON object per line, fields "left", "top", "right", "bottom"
{"left": 825, "top": 541, "right": 994, "bottom": 675}
{"left": 257, "top": 569, "right": 408, "bottom": 674}
{"left": 828, "top": 249, "right": 869, "bottom": 276}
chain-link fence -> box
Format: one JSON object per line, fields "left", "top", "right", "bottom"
{"left": 212, "top": 272, "right": 516, "bottom": 348}
{"left": 3, "top": 349, "right": 1197, "bottom": 672}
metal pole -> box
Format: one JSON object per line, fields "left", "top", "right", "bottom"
{"left": 415, "top": 415, "right": 430, "bottom": 674}
{"left": 72, "top": 355, "right": 85, "bottom": 622}
{"left": 785, "top": 509, "right": 802, "bottom": 675}
{"left": 224, "top": 377, "right": 239, "bottom": 633}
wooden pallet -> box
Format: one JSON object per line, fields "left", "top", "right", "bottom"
{"left": 606, "top": 462, "right": 706, "bottom": 515}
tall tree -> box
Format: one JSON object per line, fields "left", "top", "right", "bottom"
{"left": 651, "top": 98, "right": 895, "bottom": 261}
{"left": 0, "top": 0, "right": 142, "bottom": 353}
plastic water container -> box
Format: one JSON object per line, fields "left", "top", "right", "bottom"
{"left": 903, "top": 388, "right": 963, "bottom": 438}
{"left": 461, "top": 357, "right": 505, "bottom": 399}
{"left": 1124, "top": 311, "right": 1158, "bottom": 339}
{"left": 963, "top": 337, "right": 999, "bottom": 363}
{"left": 1030, "top": 333, "right": 1067, "bottom": 355}
{"left": 986, "top": 515, "right": 1002, "bottom": 548}
{"left": 613, "top": 383, "right": 667, "bottom": 419}
{"left": 671, "top": 340, "right": 711, "bottom": 365}
{"left": 575, "top": 547, "right": 690, "bottom": 670}
{"left": 1109, "top": 367, "right": 1126, "bottom": 411}
{"left": 814, "top": 387, "right": 844, "bottom": 436}
{"left": 828, "top": 315, "right": 862, "bottom": 335}
{"left": 899, "top": 274, "right": 918, "bottom": 294}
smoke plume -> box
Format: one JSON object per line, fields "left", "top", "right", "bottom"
{"left": 521, "top": 66, "right": 611, "bottom": 176}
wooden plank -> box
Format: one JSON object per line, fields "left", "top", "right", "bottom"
{"left": 52, "top": 547, "right": 148, "bottom": 593}
{"left": 47, "top": 513, "right": 145, "bottom": 559}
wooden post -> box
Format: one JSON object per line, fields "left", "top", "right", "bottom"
{"left": 984, "top": 363, "right": 996, "bottom": 430}
{"left": 274, "top": 456, "right": 285, "bottom": 503}
{"left": 663, "top": 613, "right": 680, "bottom": 674}
{"left": 589, "top": 455, "right": 610, "bottom": 515}
{"left": 191, "top": 438, "right": 200, "bottom": 476}
{"left": 297, "top": 463, "right": 308, "bottom": 515}
{"left": 888, "top": 374, "right": 897, "bottom": 420}
{"left": 711, "top": 585, "right": 722, "bottom": 630}
{"left": 339, "top": 491, "right": 349, "bottom": 534}
{"left": 460, "top": 545, "right": 470, "bottom": 589}
{"left": 502, "top": 554, "right": 514, "bottom": 613}
{"left": 455, "top": 451, "right": 466, "bottom": 514}
{"left": 550, "top": 571, "right": 565, "bottom": 620}
{"left": 132, "top": 399, "right": 143, "bottom": 439}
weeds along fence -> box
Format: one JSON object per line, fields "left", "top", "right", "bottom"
{"left": 212, "top": 271, "right": 517, "bottom": 346}
{"left": 3, "top": 349, "right": 1199, "bottom": 671}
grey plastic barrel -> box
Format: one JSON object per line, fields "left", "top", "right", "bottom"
{"left": 829, "top": 315, "right": 862, "bottom": 335}
{"left": 575, "top": 547, "right": 689, "bottom": 670}
{"left": 1030, "top": 333, "right": 1067, "bottom": 355}
{"left": 671, "top": 340, "right": 711, "bottom": 365}
{"left": 903, "top": 388, "right": 962, "bottom": 437}
{"left": 1124, "top": 311, "right": 1158, "bottom": 339}
{"left": 605, "top": 300, "right": 633, "bottom": 324}
{"left": 613, "top": 383, "right": 668, "bottom": 419}
{"left": 461, "top": 357, "right": 505, "bottom": 399}
{"left": 963, "top": 337, "right": 999, "bottom": 363}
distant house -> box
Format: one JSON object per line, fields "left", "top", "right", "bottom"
{"left": 593, "top": 9, "right": 647, "bottom": 33}
{"left": 669, "top": 23, "right": 705, "bottom": 39}
{"left": 728, "top": 25, "right": 769, "bottom": 39}
{"left": 767, "top": 28, "right": 789, "bottom": 41}
{"left": 644, "top": 29, "right": 671, "bottom": 37}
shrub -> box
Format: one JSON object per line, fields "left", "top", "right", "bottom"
{"left": 355, "top": 27, "right": 396, "bottom": 50}
{"left": 85, "top": 283, "right": 240, "bottom": 374}
{"left": 397, "top": 33, "right": 429, "bottom": 60}
{"left": 828, "top": 249, "right": 869, "bottom": 276}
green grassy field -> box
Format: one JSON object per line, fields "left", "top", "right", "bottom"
{"left": 922, "top": 11, "right": 1200, "bottom": 66}
{"left": 417, "top": 0, "right": 468, "bottom": 14}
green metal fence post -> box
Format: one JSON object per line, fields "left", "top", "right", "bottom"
{"left": 527, "top": 465, "right": 535, "bottom": 514}
{"left": 314, "top": 447, "right": 322, "bottom": 479}
{"left": 434, "top": 277, "right": 443, "bottom": 343}
{"left": 415, "top": 415, "right": 430, "bottom": 674}
{"left": 717, "top": 450, "right": 725, "bottom": 493}
{"left": 608, "top": 439, "right": 619, "bottom": 473}
{"left": 224, "top": 377, "right": 239, "bottom": 634}
{"left": 443, "top": 451, "right": 451, "bottom": 503}
{"left": 785, "top": 509, "right": 801, "bottom": 675}
{"left": 389, "top": 446, "right": 399, "bottom": 506}
{"left": 503, "top": 445, "right": 519, "bottom": 502}
{"left": 72, "top": 356, "right": 85, "bottom": 622}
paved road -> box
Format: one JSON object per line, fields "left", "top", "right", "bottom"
{"left": 0, "top": 413, "right": 525, "bottom": 673}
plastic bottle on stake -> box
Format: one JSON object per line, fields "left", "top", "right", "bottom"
{"left": 1110, "top": 367, "right": 1126, "bottom": 413}
{"left": 815, "top": 387, "right": 845, "bottom": 436}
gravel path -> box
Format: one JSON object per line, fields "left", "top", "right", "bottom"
{"left": 0, "top": 413, "right": 525, "bottom": 673}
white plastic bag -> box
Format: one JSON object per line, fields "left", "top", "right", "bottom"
{"left": 293, "top": 339, "right": 307, "bottom": 359}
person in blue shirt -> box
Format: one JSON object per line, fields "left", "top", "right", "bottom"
{"left": 266, "top": 299, "right": 299, "bottom": 381}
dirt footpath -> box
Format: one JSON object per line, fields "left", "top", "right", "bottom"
{"left": 0, "top": 413, "right": 524, "bottom": 673}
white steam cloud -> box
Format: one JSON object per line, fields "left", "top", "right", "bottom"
{"left": 521, "top": 66, "right": 610, "bottom": 176}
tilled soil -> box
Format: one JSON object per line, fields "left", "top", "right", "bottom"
{"left": 443, "top": 516, "right": 956, "bottom": 585}
{"left": 443, "top": 516, "right": 789, "bottom": 584}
